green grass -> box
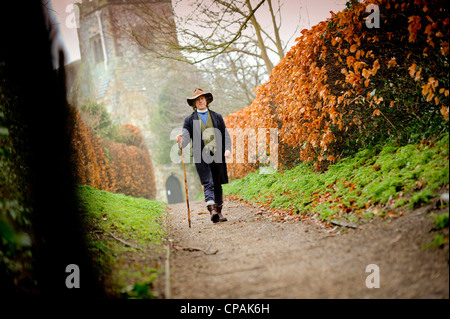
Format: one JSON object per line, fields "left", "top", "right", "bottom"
{"left": 224, "top": 134, "right": 449, "bottom": 223}
{"left": 422, "top": 212, "right": 449, "bottom": 250}
{"left": 77, "top": 184, "right": 166, "bottom": 245}
{"left": 76, "top": 184, "right": 167, "bottom": 298}
{"left": 431, "top": 212, "right": 449, "bottom": 231}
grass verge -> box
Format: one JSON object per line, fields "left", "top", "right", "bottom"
{"left": 76, "top": 184, "right": 167, "bottom": 298}
{"left": 224, "top": 134, "right": 449, "bottom": 225}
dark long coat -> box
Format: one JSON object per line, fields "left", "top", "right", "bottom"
{"left": 180, "top": 109, "right": 231, "bottom": 185}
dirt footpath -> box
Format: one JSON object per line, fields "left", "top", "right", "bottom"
{"left": 162, "top": 199, "right": 448, "bottom": 299}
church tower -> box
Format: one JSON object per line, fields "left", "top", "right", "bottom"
{"left": 75, "top": 0, "right": 175, "bottom": 124}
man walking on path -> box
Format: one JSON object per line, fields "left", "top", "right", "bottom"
{"left": 176, "top": 88, "right": 232, "bottom": 223}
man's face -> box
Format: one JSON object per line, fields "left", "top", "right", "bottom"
{"left": 195, "top": 96, "right": 207, "bottom": 110}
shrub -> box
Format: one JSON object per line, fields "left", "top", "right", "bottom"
{"left": 225, "top": 0, "right": 448, "bottom": 178}
{"left": 69, "top": 106, "right": 156, "bottom": 199}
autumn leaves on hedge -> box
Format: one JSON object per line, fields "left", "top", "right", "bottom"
{"left": 68, "top": 106, "right": 156, "bottom": 199}
{"left": 225, "top": 0, "right": 448, "bottom": 178}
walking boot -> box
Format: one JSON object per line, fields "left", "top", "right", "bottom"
{"left": 207, "top": 204, "right": 219, "bottom": 223}
{"left": 216, "top": 204, "right": 228, "bottom": 222}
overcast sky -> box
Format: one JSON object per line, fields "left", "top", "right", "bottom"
{"left": 48, "top": 0, "right": 348, "bottom": 64}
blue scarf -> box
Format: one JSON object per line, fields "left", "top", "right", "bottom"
{"left": 197, "top": 109, "right": 208, "bottom": 125}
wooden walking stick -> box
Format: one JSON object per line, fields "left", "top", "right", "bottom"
{"left": 179, "top": 142, "right": 191, "bottom": 228}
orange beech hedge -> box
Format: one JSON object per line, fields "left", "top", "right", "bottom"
{"left": 101, "top": 125, "right": 156, "bottom": 199}
{"left": 68, "top": 107, "right": 156, "bottom": 199}
{"left": 225, "top": 0, "right": 448, "bottom": 178}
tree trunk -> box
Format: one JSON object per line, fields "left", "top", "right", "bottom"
{"left": 267, "top": 0, "right": 285, "bottom": 60}
{"left": 246, "top": 0, "right": 274, "bottom": 73}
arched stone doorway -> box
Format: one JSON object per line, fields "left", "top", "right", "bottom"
{"left": 166, "top": 174, "right": 183, "bottom": 204}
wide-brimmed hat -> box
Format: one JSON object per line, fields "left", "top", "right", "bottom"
{"left": 187, "top": 88, "right": 213, "bottom": 107}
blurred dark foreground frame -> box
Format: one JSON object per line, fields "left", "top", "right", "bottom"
{"left": 0, "top": 1, "right": 105, "bottom": 298}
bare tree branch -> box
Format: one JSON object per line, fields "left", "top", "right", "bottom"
{"left": 111, "top": 0, "right": 301, "bottom": 114}
{"left": 267, "top": 0, "right": 285, "bottom": 60}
